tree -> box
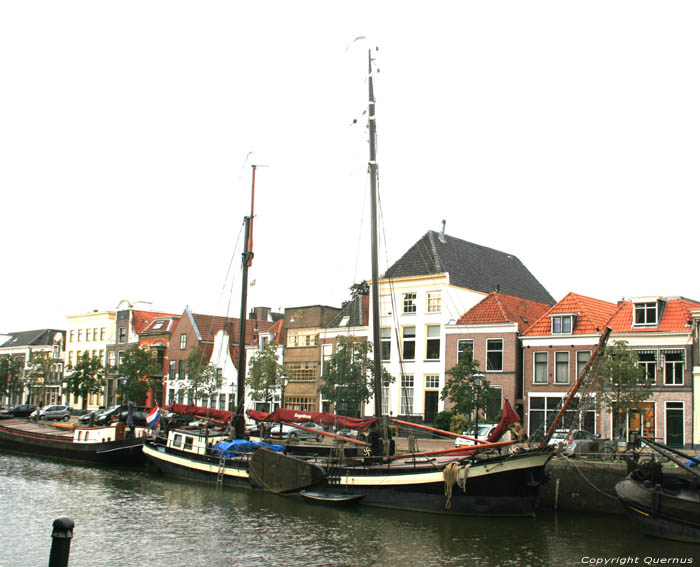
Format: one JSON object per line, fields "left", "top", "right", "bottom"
{"left": 341, "top": 281, "right": 370, "bottom": 308}
{"left": 589, "top": 340, "right": 652, "bottom": 440}
{"left": 177, "top": 346, "right": 222, "bottom": 408}
{"left": 65, "top": 352, "right": 104, "bottom": 410}
{"left": 119, "top": 346, "right": 161, "bottom": 404}
{"left": 320, "top": 336, "right": 393, "bottom": 417}
{"left": 247, "top": 342, "right": 286, "bottom": 409}
{"left": 441, "top": 352, "right": 496, "bottom": 427}
{"left": 0, "top": 357, "right": 24, "bottom": 403}
{"left": 25, "top": 352, "right": 54, "bottom": 405}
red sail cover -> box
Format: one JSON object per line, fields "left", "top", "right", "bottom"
{"left": 486, "top": 399, "right": 520, "bottom": 443}
{"left": 166, "top": 403, "right": 235, "bottom": 424}
{"left": 247, "top": 408, "right": 378, "bottom": 431}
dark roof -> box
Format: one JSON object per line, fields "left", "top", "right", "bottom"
{"left": 0, "top": 329, "right": 65, "bottom": 348}
{"left": 327, "top": 295, "right": 369, "bottom": 328}
{"left": 383, "top": 231, "right": 555, "bottom": 305}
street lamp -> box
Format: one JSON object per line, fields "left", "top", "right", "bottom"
{"left": 473, "top": 371, "right": 484, "bottom": 441}
{"left": 278, "top": 374, "right": 289, "bottom": 438}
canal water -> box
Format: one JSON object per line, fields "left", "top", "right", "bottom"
{"left": 0, "top": 453, "right": 696, "bottom": 567}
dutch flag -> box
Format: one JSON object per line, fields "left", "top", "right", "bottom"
{"left": 146, "top": 404, "right": 161, "bottom": 428}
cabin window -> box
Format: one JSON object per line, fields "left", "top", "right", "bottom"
{"left": 486, "top": 339, "right": 503, "bottom": 371}
{"left": 380, "top": 328, "right": 391, "bottom": 361}
{"left": 555, "top": 352, "right": 570, "bottom": 384}
{"left": 173, "top": 434, "right": 183, "bottom": 448}
{"left": 402, "top": 327, "right": 416, "bottom": 360}
{"left": 533, "top": 352, "right": 548, "bottom": 384}
{"left": 425, "top": 325, "right": 440, "bottom": 360}
{"left": 183, "top": 436, "right": 194, "bottom": 451}
{"left": 403, "top": 292, "right": 417, "bottom": 314}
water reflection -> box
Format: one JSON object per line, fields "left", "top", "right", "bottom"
{"left": 0, "top": 453, "right": 696, "bottom": 567}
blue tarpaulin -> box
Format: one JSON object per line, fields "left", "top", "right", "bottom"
{"left": 213, "top": 440, "right": 284, "bottom": 458}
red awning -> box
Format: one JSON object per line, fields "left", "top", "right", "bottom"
{"left": 166, "top": 403, "right": 235, "bottom": 424}
{"left": 247, "top": 408, "right": 378, "bottom": 431}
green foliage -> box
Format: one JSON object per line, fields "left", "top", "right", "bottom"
{"left": 178, "top": 346, "right": 222, "bottom": 407}
{"left": 433, "top": 410, "right": 454, "bottom": 431}
{"left": 25, "top": 352, "right": 54, "bottom": 405}
{"left": 590, "top": 340, "right": 653, "bottom": 439}
{"left": 320, "top": 336, "right": 394, "bottom": 417}
{"left": 0, "top": 357, "right": 24, "bottom": 401}
{"left": 449, "top": 414, "right": 468, "bottom": 434}
{"left": 247, "top": 342, "right": 286, "bottom": 402}
{"left": 65, "top": 352, "right": 104, "bottom": 410}
{"left": 119, "top": 346, "right": 161, "bottom": 404}
{"left": 441, "top": 356, "right": 496, "bottom": 417}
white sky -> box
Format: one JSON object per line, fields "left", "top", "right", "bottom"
{"left": 1, "top": 1, "right": 699, "bottom": 333}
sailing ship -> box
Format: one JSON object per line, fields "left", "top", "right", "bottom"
{"left": 615, "top": 438, "right": 700, "bottom": 543}
{"left": 144, "top": 49, "right": 561, "bottom": 516}
{"left": 0, "top": 417, "right": 145, "bottom": 466}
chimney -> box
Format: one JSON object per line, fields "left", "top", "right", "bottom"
{"left": 250, "top": 306, "right": 272, "bottom": 322}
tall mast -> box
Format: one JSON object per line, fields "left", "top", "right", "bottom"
{"left": 235, "top": 165, "right": 257, "bottom": 439}
{"left": 368, "top": 50, "right": 383, "bottom": 422}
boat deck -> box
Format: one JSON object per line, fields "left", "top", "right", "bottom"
{"left": 0, "top": 419, "right": 78, "bottom": 439}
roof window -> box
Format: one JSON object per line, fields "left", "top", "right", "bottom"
{"left": 551, "top": 314, "right": 575, "bottom": 334}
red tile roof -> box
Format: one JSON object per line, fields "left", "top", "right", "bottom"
{"left": 191, "top": 313, "right": 276, "bottom": 345}
{"left": 523, "top": 292, "right": 619, "bottom": 336}
{"left": 457, "top": 292, "right": 551, "bottom": 333}
{"left": 609, "top": 297, "right": 700, "bottom": 333}
{"left": 132, "top": 310, "right": 180, "bottom": 335}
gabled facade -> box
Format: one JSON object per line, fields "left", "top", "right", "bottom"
{"left": 445, "top": 292, "right": 551, "bottom": 421}
{"left": 244, "top": 317, "right": 285, "bottom": 413}
{"left": 0, "top": 329, "right": 65, "bottom": 406}
{"left": 368, "top": 230, "right": 554, "bottom": 423}
{"left": 138, "top": 314, "right": 181, "bottom": 406}
{"left": 608, "top": 296, "right": 700, "bottom": 448}
{"left": 521, "top": 293, "right": 619, "bottom": 439}
{"left": 166, "top": 308, "right": 278, "bottom": 412}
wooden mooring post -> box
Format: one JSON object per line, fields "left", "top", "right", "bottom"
{"left": 48, "top": 516, "right": 74, "bottom": 567}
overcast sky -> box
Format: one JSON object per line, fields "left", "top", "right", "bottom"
{"left": 1, "top": 1, "right": 699, "bottom": 333}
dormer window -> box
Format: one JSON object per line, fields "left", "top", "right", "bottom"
{"left": 634, "top": 302, "right": 658, "bottom": 326}
{"left": 551, "top": 314, "right": 574, "bottom": 334}
{"left": 339, "top": 316, "right": 350, "bottom": 327}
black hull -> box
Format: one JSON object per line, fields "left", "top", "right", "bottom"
{"left": 0, "top": 422, "right": 144, "bottom": 467}
{"left": 616, "top": 476, "right": 700, "bottom": 543}
{"left": 144, "top": 438, "right": 551, "bottom": 517}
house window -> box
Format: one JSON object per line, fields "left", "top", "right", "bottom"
{"left": 529, "top": 395, "right": 565, "bottom": 437}
{"left": 403, "top": 292, "right": 417, "bottom": 314}
{"left": 108, "top": 351, "right": 116, "bottom": 368}
{"left": 286, "top": 397, "right": 316, "bottom": 411}
{"left": 555, "top": 352, "right": 570, "bottom": 384}
{"left": 287, "top": 362, "right": 317, "bottom": 382}
{"left": 178, "top": 360, "right": 185, "bottom": 380}
{"left": 380, "top": 328, "right": 391, "bottom": 361}
{"left": 86, "top": 329, "right": 92, "bottom": 342}
{"left": 663, "top": 350, "right": 684, "bottom": 385}
{"left": 287, "top": 330, "right": 318, "bottom": 347}
{"left": 486, "top": 339, "right": 503, "bottom": 371}
{"left": 100, "top": 328, "right": 105, "bottom": 341}
{"left": 118, "top": 328, "right": 126, "bottom": 344}
{"left": 118, "top": 352, "right": 125, "bottom": 366}
{"left": 177, "top": 390, "right": 184, "bottom": 404}
{"left": 69, "top": 330, "right": 75, "bottom": 343}
{"left": 382, "top": 386, "right": 390, "bottom": 415}
{"left": 402, "top": 326, "right": 416, "bottom": 360}
{"left": 551, "top": 315, "right": 574, "bottom": 334}
{"left": 400, "top": 375, "right": 414, "bottom": 415}
{"left": 576, "top": 351, "right": 591, "bottom": 381}
{"left": 168, "top": 361, "right": 176, "bottom": 380}
{"left": 425, "top": 375, "right": 440, "bottom": 389}
{"left": 457, "top": 339, "right": 473, "bottom": 363}
{"left": 179, "top": 334, "right": 187, "bottom": 350}
{"left": 534, "top": 352, "right": 548, "bottom": 384}
{"left": 219, "top": 394, "right": 226, "bottom": 410}
{"left": 635, "top": 302, "right": 658, "bottom": 326}
{"left": 426, "top": 291, "right": 441, "bottom": 313}
{"left": 77, "top": 329, "right": 83, "bottom": 342}
{"left": 425, "top": 325, "right": 440, "bottom": 360}
{"left": 339, "top": 316, "right": 350, "bottom": 327}
{"left": 637, "top": 351, "right": 657, "bottom": 383}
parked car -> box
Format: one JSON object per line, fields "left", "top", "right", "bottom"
{"left": 548, "top": 429, "right": 599, "bottom": 456}
{"left": 270, "top": 422, "right": 324, "bottom": 442}
{"left": 455, "top": 424, "right": 499, "bottom": 448}
{"left": 0, "top": 404, "right": 37, "bottom": 418}
{"left": 77, "top": 409, "right": 102, "bottom": 424}
{"left": 86, "top": 405, "right": 129, "bottom": 426}
{"left": 114, "top": 407, "right": 152, "bottom": 427}
{"left": 30, "top": 404, "right": 72, "bottom": 422}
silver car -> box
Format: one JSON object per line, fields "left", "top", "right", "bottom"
{"left": 549, "top": 429, "right": 599, "bottom": 456}
{"left": 32, "top": 404, "right": 72, "bottom": 422}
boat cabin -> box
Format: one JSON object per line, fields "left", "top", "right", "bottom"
{"left": 165, "top": 429, "right": 229, "bottom": 455}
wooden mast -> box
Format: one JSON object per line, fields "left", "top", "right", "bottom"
{"left": 234, "top": 165, "right": 257, "bottom": 439}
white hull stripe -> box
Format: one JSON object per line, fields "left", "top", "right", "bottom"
{"left": 143, "top": 444, "right": 249, "bottom": 480}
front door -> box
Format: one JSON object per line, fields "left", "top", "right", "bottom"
{"left": 666, "top": 403, "right": 683, "bottom": 448}
{"left": 424, "top": 391, "right": 439, "bottom": 424}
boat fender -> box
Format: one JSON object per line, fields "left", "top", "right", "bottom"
{"left": 444, "top": 462, "right": 470, "bottom": 509}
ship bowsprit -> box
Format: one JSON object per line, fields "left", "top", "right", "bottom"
{"left": 249, "top": 448, "right": 325, "bottom": 493}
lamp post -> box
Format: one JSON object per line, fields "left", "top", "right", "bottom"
{"left": 278, "top": 374, "right": 289, "bottom": 438}
{"left": 473, "top": 371, "right": 484, "bottom": 441}
{"left": 118, "top": 377, "right": 127, "bottom": 404}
